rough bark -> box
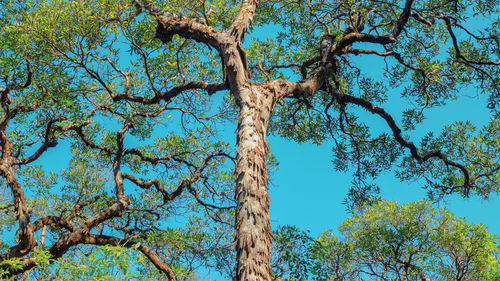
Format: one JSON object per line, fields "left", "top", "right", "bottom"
{"left": 234, "top": 83, "right": 274, "bottom": 281}
{"left": 0, "top": 129, "right": 37, "bottom": 260}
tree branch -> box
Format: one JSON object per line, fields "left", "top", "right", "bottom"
{"left": 228, "top": 0, "right": 259, "bottom": 43}
{"left": 328, "top": 85, "right": 472, "bottom": 195}
{"left": 112, "top": 81, "right": 227, "bottom": 104}
{"left": 438, "top": 14, "right": 499, "bottom": 66}
{"left": 141, "top": 0, "right": 222, "bottom": 49}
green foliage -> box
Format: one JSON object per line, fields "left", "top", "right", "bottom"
{"left": 273, "top": 200, "right": 500, "bottom": 281}
{"left": 35, "top": 245, "right": 149, "bottom": 281}
{"left": 258, "top": 0, "right": 499, "bottom": 203}
{"left": 0, "top": 258, "right": 24, "bottom": 281}
{"left": 398, "top": 119, "right": 500, "bottom": 200}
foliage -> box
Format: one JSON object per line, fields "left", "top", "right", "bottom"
{"left": 1, "top": 0, "right": 234, "bottom": 279}
{"left": 273, "top": 200, "right": 500, "bottom": 281}
{"left": 37, "top": 245, "right": 148, "bottom": 281}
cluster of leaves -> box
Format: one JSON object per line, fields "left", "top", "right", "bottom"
{"left": 36, "top": 245, "right": 147, "bottom": 281}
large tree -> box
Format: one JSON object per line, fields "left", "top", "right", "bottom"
{"left": 1, "top": 0, "right": 499, "bottom": 280}
{"left": 142, "top": 0, "right": 498, "bottom": 279}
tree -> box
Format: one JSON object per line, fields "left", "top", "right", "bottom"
{"left": 272, "top": 200, "right": 500, "bottom": 281}
{"left": 0, "top": 0, "right": 498, "bottom": 280}
{"left": 144, "top": 0, "right": 498, "bottom": 279}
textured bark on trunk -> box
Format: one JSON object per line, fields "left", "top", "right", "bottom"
{"left": 234, "top": 84, "right": 274, "bottom": 281}
{"left": 0, "top": 131, "right": 36, "bottom": 260}
{"left": 148, "top": 3, "right": 329, "bottom": 278}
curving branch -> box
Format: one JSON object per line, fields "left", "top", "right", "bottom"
{"left": 122, "top": 173, "right": 188, "bottom": 203}
{"left": 438, "top": 14, "right": 500, "bottom": 66}
{"left": 265, "top": 0, "right": 417, "bottom": 104}
{"left": 122, "top": 151, "right": 234, "bottom": 206}
{"left": 327, "top": 85, "right": 472, "bottom": 195}
{"left": 15, "top": 117, "right": 67, "bottom": 165}
{"left": 3, "top": 59, "right": 33, "bottom": 93}
{"left": 112, "top": 81, "right": 227, "bottom": 104}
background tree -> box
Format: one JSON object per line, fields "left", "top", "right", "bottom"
{"left": 0, "top": 0, "right": 498, "bottom": 280}
{"left": 272, "top": 200, "right": 500, "bottom": 281}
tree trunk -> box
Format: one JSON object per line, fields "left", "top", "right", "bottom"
{"left": 234, "top": 84, "right": 275, "bottom": 281}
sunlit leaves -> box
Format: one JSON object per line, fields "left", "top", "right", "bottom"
{"left": 273, "top": 200, "right": 500, "bottom": 280}
{"left": 341, "top": 200, "right": 498, "bottom": 280}
{"left": 39, "top": 245, "right": 149, "bottom": 281}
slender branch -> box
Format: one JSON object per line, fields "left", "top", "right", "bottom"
{"left": 6, "top": 59, "right": 33, "bottom": 92}
{"left": 121, "top": 173, "right": 188, "bottom": 202}
{"left": 438, "top": 14, "right": 499, "bottom": 66}
{"left": 15, "top": 117, "right": 67, "bottom": 165}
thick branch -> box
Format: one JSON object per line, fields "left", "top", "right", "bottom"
{"left": 228, "top": 0, "right": 259, "bottom": 42}
{"left": 142, "top": 0, "right": 222, "bottom": 48}
{"left": 33, "top": 216, "right": 74, "bottom": 232}
{"left": 274, "top": 60, "right": 335, "bottom": 100}
{"left": 1, "top": 198, "right": 130, "bottom": 278}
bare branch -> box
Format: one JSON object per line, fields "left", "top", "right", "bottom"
{"left": 228, "top": 0, "right": 259, "bottom": 43}
{"left": 112, "top": 81, "right": 227, "bottom": 104}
